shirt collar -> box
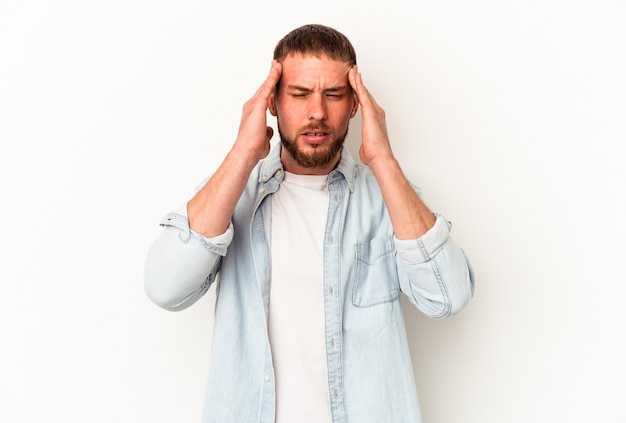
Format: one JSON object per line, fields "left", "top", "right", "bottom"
{"left": 258, "top": 143, "right": 356, "bottom": 192}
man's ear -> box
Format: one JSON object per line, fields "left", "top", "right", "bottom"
{"left": 350, "top": 91, "right": 359, "bottom": 118}
{"left": 268, "top": 91, "right": 277, "bottom": 116}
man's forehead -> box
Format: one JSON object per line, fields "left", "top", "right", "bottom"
{"left": 280, "top": 54, "right": 351, "bottom": 85}
{"left": 281, "top": 52, "right": 351, "bottom": 68}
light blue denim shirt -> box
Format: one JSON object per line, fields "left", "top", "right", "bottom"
{"left": 145, "top": 145, "right": 474, "bottom": 423}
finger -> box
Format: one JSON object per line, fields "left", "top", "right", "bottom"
{"left": 351, "top": 66, "right": 367, "bottom": 94}
{"left": 254, "top": 60, "right": 282, "bottom": 100}
{"left": 350, "top": 66, "right": 377, "bottom": 108}
{"left": 348, "top": 66, "right": 362, "bottom": 100}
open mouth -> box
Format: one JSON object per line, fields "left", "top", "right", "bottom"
{"left": 301, "top": 126, "right": 331, "bottom": 145}
{"left": 302, "top": 132, "right": 329, "bottom": 145}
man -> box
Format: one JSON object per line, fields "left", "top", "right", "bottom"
{"left": 145, "top": 24, "right": 474, "bottom": 423}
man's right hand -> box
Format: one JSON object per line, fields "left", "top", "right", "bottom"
{"left": 188, "top": 60, "right": 283, "bottom": 238}
{"left": 233, "top": 60, "right": 282, "bottom": 162}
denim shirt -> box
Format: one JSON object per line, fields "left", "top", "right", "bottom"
{"left": 145, "top": 145, "right": 475, "bottom": 423}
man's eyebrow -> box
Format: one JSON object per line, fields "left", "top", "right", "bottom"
{"left": 286, "top": 85, "right": 313, "bottom": 92}
{"left": 324, "top": 86, "right": 349, "bottom": 93}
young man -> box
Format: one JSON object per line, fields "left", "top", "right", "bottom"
{"left": 145, "top": 24, "right": 474, "bottom": 423}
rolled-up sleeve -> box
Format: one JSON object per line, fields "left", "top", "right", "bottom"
{"left": 395, "top": 214, "right": 475, "bottom": 318}
{"left": 144, "top": 204, "right": 234, "bottom": 311}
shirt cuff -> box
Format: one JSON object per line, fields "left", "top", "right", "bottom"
{"left": 394, "top": 214, "right": 451, "bottom": 264}
{"left": 160, "top": 203, "right": 234, "bottom": 256}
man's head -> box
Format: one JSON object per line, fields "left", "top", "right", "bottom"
{"left": 269, "top": 24, "right": 359, "bottom": 175}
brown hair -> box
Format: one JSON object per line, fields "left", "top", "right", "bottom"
{"left": 273, "top": 24, "right": 357, "bottom": 66}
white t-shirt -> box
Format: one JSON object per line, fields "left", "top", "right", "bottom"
{"left": 269, "top": 171, "right": 332, "bottom": 423}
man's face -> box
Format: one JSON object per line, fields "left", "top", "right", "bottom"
{"left": 269, "top": 54, "right": 358, "bottom": 174}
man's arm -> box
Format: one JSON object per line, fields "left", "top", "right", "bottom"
{"left": 144, "top": 61, "right": 283, "bottom": 311}
{"left": 348, "top": 66, "right": 435, "bottom": 239}
{"left": 188, "top": 60, "right": 283, "bottom": 237}
{"left": 348, "top": 66, "right": 474, "bottom": 317}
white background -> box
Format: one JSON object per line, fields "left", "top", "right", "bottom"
{"left": 1, "top": 0, "right": 625, "bottom": 422}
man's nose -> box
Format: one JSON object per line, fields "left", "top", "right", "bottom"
{"left": 308, "top": 95, "right": 328, "bottom": 121}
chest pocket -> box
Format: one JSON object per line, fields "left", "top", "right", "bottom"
{"left": 352, "top": 235, "right": 400, "bottom": 307}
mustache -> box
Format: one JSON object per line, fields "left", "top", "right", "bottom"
{"left": 300, "top": 123, "right": 331, "bottom": 132}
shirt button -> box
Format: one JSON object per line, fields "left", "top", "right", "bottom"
{"left": 264, "top": 375, "right": 271, "bottom": 382}
{"left": 329, "top": 286, "right": 334, "bottom": 295}
{"left": 276, "top": 170, "right": 282, "bottom": 176}
{"left": 259, "top": 188, "right": 265, "bottom": 194}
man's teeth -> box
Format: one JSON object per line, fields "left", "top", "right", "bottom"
{"left": 306, "top": 133, "right": 324, "bottom": 136}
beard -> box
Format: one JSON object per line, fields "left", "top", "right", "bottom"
{"left": 278, "top": 121, "right": 349, "bottom": 169}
